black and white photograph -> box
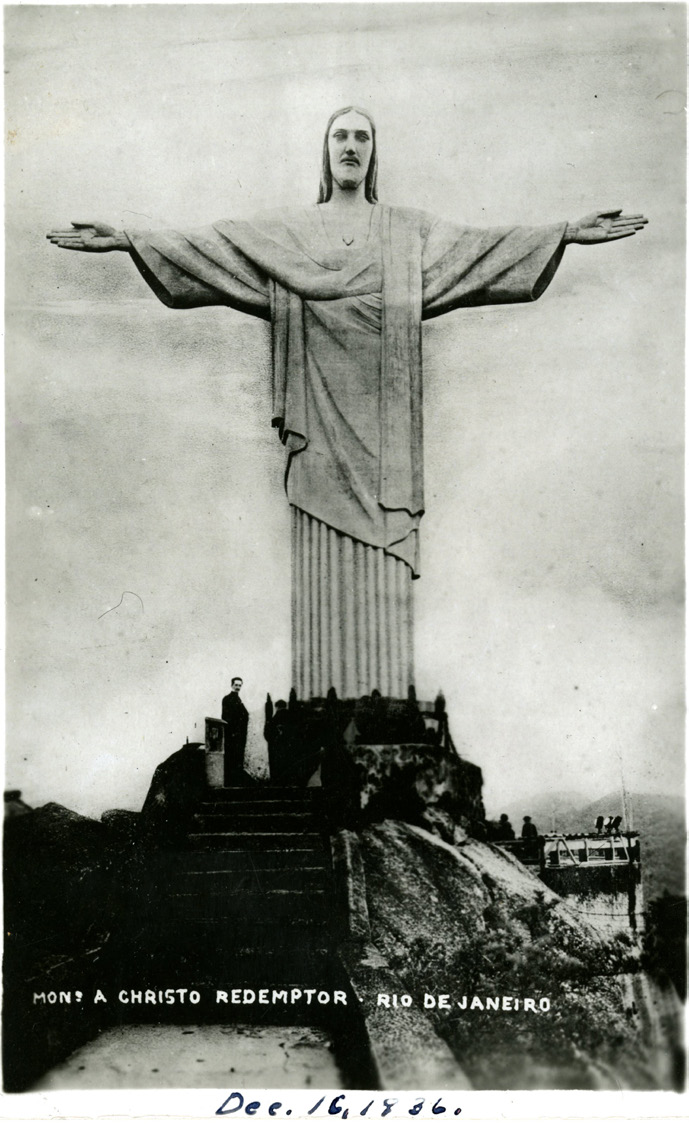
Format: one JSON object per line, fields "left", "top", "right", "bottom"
{"left": 4, "top": 1, "right": 686, "bottom": 1109}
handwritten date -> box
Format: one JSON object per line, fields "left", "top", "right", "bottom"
{"left": 216, "top": 1092, "right": 462, "bottom": 1117}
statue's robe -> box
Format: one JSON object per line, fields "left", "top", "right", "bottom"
{"left": 126, "top": 206, "right": 566, "bottom": 697}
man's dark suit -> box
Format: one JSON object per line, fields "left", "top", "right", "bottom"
{"left": 221, "top": 690, "right": 249, "bottom": 783}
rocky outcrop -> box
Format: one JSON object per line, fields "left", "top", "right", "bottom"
{"left": 323, "top": 742, "right": 484, "bottom": 841}
{"left": 4, "top": 802, "right": 115, "bottom": 956}
{"left": 358, "top": 820, "right": 682, "bottom": 1090}
{"left": 3, "top": 802, "right": 132, "bottom": 1091}
{"left": 139, "top": 742, "right": 209, "bottom": 844}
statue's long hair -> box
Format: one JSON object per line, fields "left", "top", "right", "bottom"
{"left": 317, "top": 106, "right": 378, "bottom": 204}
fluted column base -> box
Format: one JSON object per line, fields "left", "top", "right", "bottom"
{"left": 291, "top": 508, "right": 414, "bottom": 699}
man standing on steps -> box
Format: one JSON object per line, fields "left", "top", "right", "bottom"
{"left": 222, "top": 677, "right": 249, "bottom": 784}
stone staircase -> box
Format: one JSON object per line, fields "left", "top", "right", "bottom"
{"left": 137, "top": 785, "right": 339, "bottom": 999}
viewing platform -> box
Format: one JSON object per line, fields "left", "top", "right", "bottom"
{"left": 496, "top": 831, "right": 641, "bottom": 871}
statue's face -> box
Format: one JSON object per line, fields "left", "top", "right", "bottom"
{"left": 327, "top": 110, "right": 373, "bottom": 192}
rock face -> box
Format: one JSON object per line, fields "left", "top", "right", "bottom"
{"left": 3, "top": 802, "right": 131, "bottom": 1091}
{"left": 4, "top": 802, "right": 114, "bottom": 955}
{"left": 323, "top": 742, "right": 485, "bottom": 841}
{"left": 139, "top": 742, "right": 210, "bottom": 843}
{"left": 358, "top": 820, "right": 682, "bottom": 1090}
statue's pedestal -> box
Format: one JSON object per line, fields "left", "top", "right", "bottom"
{"left": 203, "top": 694, "right": 484, "bottom": 837}
{"left": 326, "top": 741, "right": 484, "bottom": 841}
{"left": 261, "top": 693, "right": 485, "bottom": 836}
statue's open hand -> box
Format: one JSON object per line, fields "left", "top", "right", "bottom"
{"left": 567, "top": 209, "right": 648, "bottom": 244}
{"left": 46, "top": 222, "right": 128, "bottom": 252}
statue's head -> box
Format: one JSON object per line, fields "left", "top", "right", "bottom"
{"left": 318, "top": 106, "right": 378, "bottom": 203}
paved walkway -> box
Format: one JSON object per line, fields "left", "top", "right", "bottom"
{"left": 33, "top": 1023, "right": 342, "bottom": 1089}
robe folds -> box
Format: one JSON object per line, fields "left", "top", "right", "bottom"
{"left": 126, "top": 205, "right": 566, "bottom": 576}
{"left": 126, "top": 206, "right": 565, "bottom": 697}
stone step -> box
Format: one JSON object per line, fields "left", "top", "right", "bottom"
{"left": 178, "top": 924, "right": 331, "bottom": 950}
{"left": 187, "top": 831, "right": 326, "bottom": 851}
{"left": 171, "top": 888, "right": 328, "bottom": 908}
{"left": 167, "top": 903, "right": 330, "bottom": 928}
{"left": 166, "top": 916, "right": 330, "bottom": 936}
{"left": 173, "top": 868, "right": 328, "bottom": 894}
{"left": 192, "top": 812, "right": 321, "bottom": 833}
{"left": 210, "top": 946, "right": 332, "bottom": 973}
{"left": 172, "top": 887, "right": 328, "bottom": 911}
{"left": 199, "top": 798, "right": 315, "bottom": 814}
{"left": 133, "top": 924, "right": 333, "bottom": 973}
{"left": 131, "top": 945, "right": 335, "bottom": 989}
{"left": 206, "top": 786, "right": 316, "bottom": 801}
{"left": 174, "top": 849, "right": 330, "bottom": 872}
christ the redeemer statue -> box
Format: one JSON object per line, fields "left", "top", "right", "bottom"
{"left": 48, "top": 106, "right": 647, "bottom": 701}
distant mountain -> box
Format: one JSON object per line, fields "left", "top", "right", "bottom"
{"left": 493, "top": 790, "right": 590, "bottom": 835}
{"left": 490, "top": 789, "right": 685, "bottom": 904}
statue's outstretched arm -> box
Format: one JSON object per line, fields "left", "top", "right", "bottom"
{"left": 564, "top": 209, "right": 648, "bottom": 244}
{"left": 48, "top": 220, "right": 271, "bottom": 315}
{"left": 46, "top": 221, "right": 130, "bottom": 252}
